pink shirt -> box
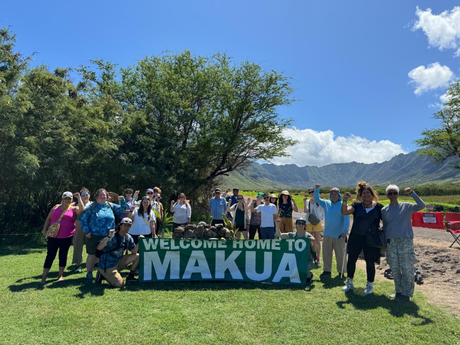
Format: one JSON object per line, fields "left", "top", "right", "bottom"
{"left": 50, "top": 206, "right": 77, "bottom": 238}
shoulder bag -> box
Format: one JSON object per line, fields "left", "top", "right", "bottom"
{"left": 46, "top": 205, "right": 71, "bottom": 238}
{"left": 307, "top": 201, "right": 320, "bottom": 226}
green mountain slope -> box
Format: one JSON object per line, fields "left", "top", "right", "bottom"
{"left": 224, "top": 151, "right": 460, "bottom": 190}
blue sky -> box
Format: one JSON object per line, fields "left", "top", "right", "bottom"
{"left": 3, "top": 1, "right": 460, "bottom": 166}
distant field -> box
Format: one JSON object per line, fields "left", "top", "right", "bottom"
{"left": 241, "top": 191, "right": 460, "bottom": 210}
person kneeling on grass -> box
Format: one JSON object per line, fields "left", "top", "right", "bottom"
{"left": 95, "top": 218, "right": 139, "bottom": 287}
{"left": 280, "top": 217, "right": 319, "bottom": 283}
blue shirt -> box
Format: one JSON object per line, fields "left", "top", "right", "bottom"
{"left": 99, "top": 232, "right": 136, "bottom": 270}
{"left": 314, "top": 187, "right": 350, "bottom": 238}
{"left": 80, "top": 200, "right": 127, "bottom": 236}
{"left": 209, "top": 197, "right": 227, "bottom": 220}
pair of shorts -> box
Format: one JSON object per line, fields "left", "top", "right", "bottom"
{"left": 307, "top": 223, "right": 323, "bottom": 232}
{"left": 98, "top": 255, "right": 133, "bottom": 286}
{"left": 86, "top": 235, "right": 105, "bottom": 255}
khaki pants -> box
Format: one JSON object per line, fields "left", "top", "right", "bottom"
{"left": 279, "top": 217, "right": 294, "bottom": 233}
{"left": 322, "top": 235, "right": 347, "bottom": 274}
{"left": 98, "top": 254, "right": 139, "bottom": 286}
{"left": 72, "top": 220, "right": 85, "bottom": 265}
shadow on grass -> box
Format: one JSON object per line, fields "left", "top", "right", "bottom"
{"left": 320, "top": 275, "right": 347, "bottom": 289}
{"left": 337, "top": 290, "right": 433, "bottom": 325}
{"left": 124, "top": 279, "right": 309, "bottom": 292}
{"left": 9, "top": 270, "right": 312, "bottom": 298}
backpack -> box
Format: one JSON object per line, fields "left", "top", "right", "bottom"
{"left": 96, "top": 233, "right": 121, "bottom": 259}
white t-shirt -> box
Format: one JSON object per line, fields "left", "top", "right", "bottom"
{"left": 172, "top": 202, "right": 191, "bottom": 224}
{"left": 129, "top": 208, "right": 156, "bottom": 235}
{"left": 256, "top": 204, "right": 277, "bottom": 227}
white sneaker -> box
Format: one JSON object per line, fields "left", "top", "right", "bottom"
{"left": 364, "top": 282, "right": 374, "bottom": 295}
{"left": 342, "top": 278, "right": 354, "bottom": 292}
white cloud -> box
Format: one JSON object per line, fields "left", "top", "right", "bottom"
{"left": 270, "top": 128, "right": 406, "bottom": 167}
{"left": 408, "top": 62, "right": 453, "bottom": 95}
{"left": 413, "top": 6, "right": 460, "bottom": 56}
{"left": 439, "top": 92, "right": 451, "bottom": 103}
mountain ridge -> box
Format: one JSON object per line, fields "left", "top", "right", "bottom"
{"left": 223, "top": 151, "right": 460, "bottom": 190}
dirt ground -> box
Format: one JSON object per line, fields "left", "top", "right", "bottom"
{"left": 357, "top": 227, "right": 460, "bottom": 316}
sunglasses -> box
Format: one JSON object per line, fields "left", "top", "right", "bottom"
{"left": 146, "top": 192, "right": 153, "bottom": 195}
{"left": 309, "top": 192, "right": 314, "bottom": 194}
{"left": 387, "top": 192, "right": 398, "bottom": 196}
{"left": 297, "top": 222, "right": 306, "bottom": 225}
{"left": 125, "top": 192, "right": 132, "bottom": 194}
{"left": 263, "top": 197, "right": 269, "bottom": 200}
{"left": 237, "top": 198, "right": 243, "bottom": 200}
{"left": 81, "top": 194, "right": 89, "bottom": 197}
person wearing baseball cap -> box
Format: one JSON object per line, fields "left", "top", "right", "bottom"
{"left": 95, "top": 217, "right": 140, "bottom": 287}
{"left": 279, "top": 217, "right": 318, "bottom": 283}
{"left": 40, "top": 191, "right": 85, "bottom": 284}
{"left": 209, "top": 188, "right": 227, "bottom": 225}
{"left": 313, "top": 184, "right": 350, "bottom": 278}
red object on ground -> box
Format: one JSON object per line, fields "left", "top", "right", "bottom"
{"left": 445, "top": 212, "right": 460, "bottom": 248}
{"left": 411, "top": 212, "right": 445, "bottom": 229}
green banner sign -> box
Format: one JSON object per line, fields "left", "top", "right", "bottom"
{"left": 139, "top": 238, "right": 310, "bottom": 285}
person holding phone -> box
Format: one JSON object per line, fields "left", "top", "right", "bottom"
{"left": 171, "top": 193, "right": 192, "bottom": 230}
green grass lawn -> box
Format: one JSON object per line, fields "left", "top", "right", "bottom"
{"left": 1, "top": 243, "right": 460, "bottom": 344}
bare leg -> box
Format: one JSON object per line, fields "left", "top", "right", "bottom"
{"left": 313, "top": 231, "right": 322, "bottom": 260}
{"left": 57, "top": 266, "right": 65, "bottom": 281}
{"left": 41, "top": 268, "right": 50, "bottom": 284}
{"left": 235, "top": 231, "right": 242, "bottom": 239}
{"left": 86, "top": 254, "right": 97, "bottom": 273}
{"left": 242, "top": 231, "right": 249, "bottom": 240}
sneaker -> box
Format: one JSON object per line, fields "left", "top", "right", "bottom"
{"left": 126, "top": 274, "right": 138, "bottom": 283}
{"left": 74, "top": 265, "right": 82, "bottom": 274}
{"left": 364, "top": 282, "right": 374, "bottom": 295}
{"left": 342, "top": 278, "right": 354, "bottom": 292}
{"left": 316, "top": 258, "right": 321, "bottom": 264}
{"left": 306, "top": 272, "right": 314, "bottom": 284}
{"left": 320, "top": 271, "right": 331, "bottom": 277}
{"left": 86, "top": 272, "right": 94, "bottom": 280}
{"left": 95, "top": 271, "right": 103, "bottom": 284}
{"left": 389, "top": 292, "right": 401, "bottom": 299}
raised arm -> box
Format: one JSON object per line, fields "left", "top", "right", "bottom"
{"left": 314, "top": 185, "right": 326, "bottom": 208}
{"left": 405, "top": 188, "right": 426, "bottom": 213}
{"left": 303, "top": 197, "right": 308, "bottom": 213}
{"left": 341, "top": 192, "right": 355, "bottom": 215}
{"left": 112, "top": 198, "right": 127, "bottom": 214}
{"left": 292, "top": 198, "right": 299, "bottom": 212}
{"left": 73, "top": 193, "right": 85, "bottom": 215}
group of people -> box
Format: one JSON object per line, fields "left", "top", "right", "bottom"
{"left": 41, "top": 182, "right": 425, "bottom": 303}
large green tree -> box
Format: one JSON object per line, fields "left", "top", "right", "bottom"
{"left": 1, "top": 28, "right": 297, "bottom": 234}
{"left": 78, "top": 51, "right": 296, "bottom": 198}
{"left": 416, "top": 81, "right": 460, "bottom": 168}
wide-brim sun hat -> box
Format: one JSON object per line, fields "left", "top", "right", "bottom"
{"left": 269, "top": 194, "right": 277, "bottom": 199}
{"left": 279, "top": 190, "right": 290, "bottom": 197}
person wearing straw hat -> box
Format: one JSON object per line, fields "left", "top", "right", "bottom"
{"left": 277, "top": 190, "right": 299, "bottom": 233}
